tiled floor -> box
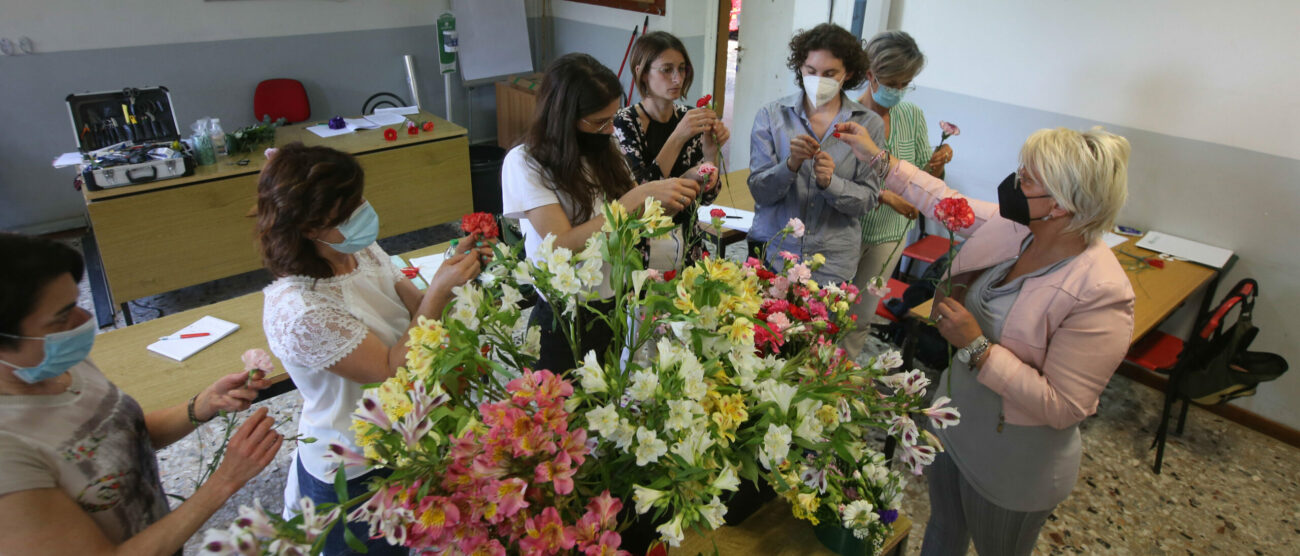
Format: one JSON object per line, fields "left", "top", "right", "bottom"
{"left": 77, "top": 236, "right": 1299, "bottom": 554}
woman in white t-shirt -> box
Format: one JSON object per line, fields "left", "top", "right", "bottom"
{"left": 256, "top": 143, "right": 487, "bottom": 556}
{"left": 502, "top": 53, "right": 702, "bottom": 374}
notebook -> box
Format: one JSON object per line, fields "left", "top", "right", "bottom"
{"left": 1136, "top": 231, "right": 1234, "bottom": 269}
{"left": 408, "top": 253, "right": 450, "bottom": 289}
{"left": 146, "top": 316, "right": 240, "bottom": 362}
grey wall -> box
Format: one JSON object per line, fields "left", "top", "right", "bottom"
{"left": 0, "top": 25, "right": 511, "bottom": 234}
{"left": 906, "top": 86, "right": 1300, "bottom": 429}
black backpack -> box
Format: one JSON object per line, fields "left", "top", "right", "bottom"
{"left": 1177, "top": 279, "right": 1288, "bottom": 405}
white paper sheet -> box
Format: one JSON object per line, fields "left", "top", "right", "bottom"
{"left": 390, "top": 255, "right": 427, "bottom": 290}
{"left": 363, "top": 112, "right": 409, "bottom": 127}
{"left": 697, "top": 205, "right": 754, "bottom": 233}
{"left": 146, "top": 316, "right": 240, "bottom": 362}
{"left": 1102, "top": 231, "right": 1129, "bottom": 249}
{"left": 343, "top": 118, "right": 381, "bottom": 130}
{"left": 1136, "top": 231, "right": 1234, "bottom": 268}
{"left": 408, "top": 252, "right": 449, "bottom": 288}
{"left": 53, "top": 152, "right": 85, "bottom": 168}
{"left": 307, "top": 124, "right": 355, "bottom": 138}
{"left": 373, "top": 106, "right": 420, "bottom": 116}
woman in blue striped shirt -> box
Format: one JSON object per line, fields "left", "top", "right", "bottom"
{"left": 843, "top": 31, "right": 955, "bottom": 359}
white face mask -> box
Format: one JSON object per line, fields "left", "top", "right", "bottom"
{"left": 802, "top": 74, "right": 842, "bottom": 109}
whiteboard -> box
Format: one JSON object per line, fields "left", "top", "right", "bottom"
{"left": 451, "top": 0, "right": 534, "bottom": 83}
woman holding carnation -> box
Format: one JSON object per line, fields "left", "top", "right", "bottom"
{"left": 747, "top": 23, "right": 885, "bottom": 285}
{"left": 256, "top": 143, "right": 488, "bottom": 555}
{"left": 835, "top": 122, "right": 1134, "bottom": 554}
{"left": 502, "top": 53, "right": 702, "bottom": 373}
{"left": 843, "top": 30, "right": 954, "bottom": 360}
{"left": 0, "top": 233, "right": 281, "bottom": 555}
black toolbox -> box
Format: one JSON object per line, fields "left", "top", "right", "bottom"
{"left": 66, "top": 86, "right": 194, "bottom": 190}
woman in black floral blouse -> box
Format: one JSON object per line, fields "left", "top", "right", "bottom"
{"left": 613, "top": 31, "right": 732, "bottom": 259}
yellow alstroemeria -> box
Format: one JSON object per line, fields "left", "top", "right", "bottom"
{"left": 603, "top": 200, "right": 630, "bottom": 232}
{"left": 723, "top": 317, "right": 755, "bottom": 347}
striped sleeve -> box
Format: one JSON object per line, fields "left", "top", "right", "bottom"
{"left": 861, "top": 102, "right": 932, "bottom": 245}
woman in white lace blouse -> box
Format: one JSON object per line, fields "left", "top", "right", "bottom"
{"left": 256, "top": 143, "right": 488, "bottom": 555}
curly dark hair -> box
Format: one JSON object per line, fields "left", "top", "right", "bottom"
{"left": 786, "top": 23, "right": 869, "bottom": 91}
{"left": 255, "top": 142, "right": 366, "bottom": 279}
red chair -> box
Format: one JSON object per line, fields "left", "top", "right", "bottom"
{"left": 254, "top": 79, "right": 310, "bottom": 123}
{"left": 875, "top": 278, "right": 909, "bottom": 322}
{"left": 1125, "top": 331, "right": 1184, "bottom": 373}
{"left": 897, "top": 215, "right": 957, "bottom": 281}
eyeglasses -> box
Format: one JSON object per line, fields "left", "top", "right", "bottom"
{"left": 876, "top": 79, "right": 916, "bottom": 93}
{"left": 1014, "top": 169, "right": 1054, "bottom": 200}
{"left": 652, "top": 64, "right": 690, "bottom": 78}
{"left": 582, "top": 117, "right": 613, "bottom": 132}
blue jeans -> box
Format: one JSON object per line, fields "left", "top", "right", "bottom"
{"left": 296, "top": 457, "right": 408, "bottom": 556}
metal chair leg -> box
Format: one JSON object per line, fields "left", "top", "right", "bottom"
{"left": 1175, "top": 395, "right": 1192, "bottom": 436}
{"left": 1152, "top": 373, "right": 1180, "bottom": 474}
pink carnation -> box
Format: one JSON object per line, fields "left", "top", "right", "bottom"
{"left": 786, "top": 218, "right": 806, "bottom": 238}
{"left": 939, "top": 121, "right": 960, "bottom": 137}
{"left": 241, "top": 348, "right": 273, "bottom": 373}
{"left": 698, "top": 162, "right": 718, "bottom": 177}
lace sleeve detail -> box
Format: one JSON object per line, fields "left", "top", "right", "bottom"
{"left": 364, "top": 243, "right": 406, "bottom": 284}
{"left": 263, "top": 283, "right": 370, "bottom": 370}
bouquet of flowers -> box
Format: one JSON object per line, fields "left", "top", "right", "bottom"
{"left": 202, "top": 198, "right": 958, "bottom": 555}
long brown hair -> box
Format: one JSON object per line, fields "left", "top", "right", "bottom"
{"left": 256, "top": 142, "right": 365, "bottom": 279}
{"left": 629, "top": 31, "right": 694, "bottom": 100}
{"left": 523, "top": 53, "right": 633, "bottom": 225}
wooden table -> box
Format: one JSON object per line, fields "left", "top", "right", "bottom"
{"left": 906, "top": 235, "right": 1218, "bottom": 344}
{"left": 92, "top": 241, "right": 453, "bottom": 414}
{"left": 81, "top": 112, "right": 472, "bottom": 326}
{"left": 678, "top": 499, "right": 910, "bottom": 556}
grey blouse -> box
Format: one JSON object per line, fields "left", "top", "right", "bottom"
{"left": 934, "top": 241, "right": 1081, "bottom": 512}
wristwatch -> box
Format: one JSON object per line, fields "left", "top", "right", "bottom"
{"left": 956, "top": 335, "right": 991, "bottom": 366}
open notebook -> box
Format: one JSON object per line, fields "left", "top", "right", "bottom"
{"left": 146, "top": 316, "right": 240, "bottom": 362}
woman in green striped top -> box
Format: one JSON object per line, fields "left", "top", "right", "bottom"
{"left": 843, "top": 31, "right": 954, "bottom": 360}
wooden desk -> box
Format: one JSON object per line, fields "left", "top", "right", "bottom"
{"left": 678, "top": 500, "right": 910, "bottom": 556}
{"left": 905, "top": 235, "right": 1218, "bottom": 345}
{"left": 82, "top": 112, "right": 472, "bottom": 324}
{"left": 93, "top": 241, "right": 454, "bottom": 414}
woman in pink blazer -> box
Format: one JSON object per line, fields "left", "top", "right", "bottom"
{"left": 835, "top": 122, "right": 1135, "bottom": 555}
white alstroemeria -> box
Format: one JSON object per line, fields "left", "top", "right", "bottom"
{"left": 665, "top": 399, "right": 702, "bottom": 431}
{"left": 577, "top": 258, "right": 604, "bottom": 288}
{"left": 641, "top": 197, "right": 674, "bottom": 231}
{"left": 199, "top": 528, "right": 236, "bottom": 554}
{"left": 541, "top": 236, "right": 573, "bottom": 270}
{"left": 633, "top": 485, "right": 666, "bottom": 514}
{"left": 610, "top": 419, "right": 636, "bottom": 450}
{"left": 678, "top": 357, "right": 707, "bottom": 401}
{"left": 655, "top": 513, "right": 686, "bottom": 547}
{"left": 512, "top": 261, "right": 534, "bottom": 285}
{"left": 628, "top": 369, "right": 660, "bottom": 402}
{"left": 700, "top": 496, "right": 728, "bottom": 530}
{"left": 564, "top": 396, "right": 581, "bottom": 413}
{"left": 549, "top": 265, "right": 583, "bottom": 296}
{"left": 449, "top": 284, "right": 483, "bottom": 329}
{"left": 887, "top": 413, "right": 920, "bottom": 446}
{"left": 499, "top": 283, "right": 523, "bottom": 307}
{"left": 355, "top": 390, "right": 391, "bottom": 430}
{"left": 877, "top": 369, "right": 930, "bottom": 397}
{"left": 712, "top": 465, "right": 741, "bottom": 492}
{"left": 234, "top": 500, "right": 278, "bottom": 538}
{"left": 898, "top": 443, "right": 937, "bottom": 475}
{"left": 794, "top": 398, "right": 822, "bottom": 419}
{"left": 670, "top": 428, "right": 715, "bottom": 466}
{"left": 923, "top": 396, "right": 961, "bottom": 429}
{"left": 634, "top": 426, "right": 668, "bottom": 466}
{"left": 841, "top": 499, "right": 877, "bottom": 530}
{"left": 522, "top": 325, "right": 542, "bottom": 357}
{"left": 758, "top": 379, "right": 798, "bottom": 414}
{"left": 585, "top": 404, "right": 621, "bottom": 438}
{"left": 656, "top": 337, "right": 684, "bottom": 368}
{"left": 696, "top": 305, "right": 720, "bottom": 329}
{"left": 298, "top": 497, "right": 342, "bottom": 542}
{"left": 759, "top": 424, "right": 792, "bottom": 470}
{"left": 579, "top": 234, "right": 603, "bottom": 260}
{"left": 920, "top": 429, "right": 946, "bottom": 452}
{"left": 632, "top": 269, "right": 653, "bottom": 298}
{"left": 875, "top": 349, "right": 904, "bottom": 370}
{"left": 576, "top": 350, "right": 607, "bottom": 393}
{"left": 669, "top": 320, "right": 693, "bottom": 342}
{"left": 862, "top": 462, "right": 890, "bottom": 484}
{"left": 795, "top": 414, "right": 825, "bottom": 443}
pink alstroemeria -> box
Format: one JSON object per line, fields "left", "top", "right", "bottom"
{"left": 559, "top": 428, "right": 589, "bottom": 467}
{"left": 322, "top": 442, "right": 371, "bottom": 470}
{"left": 923, "top": 396, "right": 962, "bottom": 429}
{"left": 584, "top": 531, "right": 630, "bottom": 556}
{"left": 520, "top": 507, "right": 577, "bottom": 554}
{"left": 535, "top": 452, "right": 577, "bottom": 495}
{"left": 489, "top": 477, "right": 530, "bottom": 518}
{"left": 355, "top": 390, "right": 391, "bottom": 430}
{"left": 877, "top": 369, "right": 930, "bottom": 397}
{"left": 899, "top": 442, "right": 937, "bottom": 475}
{"left": 407, "top": 380, "right": 448, "bottom": 423}
{"left": 394, "top": 412, "right": 433, "bottom": 450}
{"left": 886, "top": 413, "right": 919, "bottom": 447}
{"left": 587, "top": 490, "right": 622, "bottom": 530}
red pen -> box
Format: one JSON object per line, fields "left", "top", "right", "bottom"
{"left": 159, "top": 332, "right": 211, "bottom": 340}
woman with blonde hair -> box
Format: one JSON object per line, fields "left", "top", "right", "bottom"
{"left": 834, "top": 122, "right": 1135, "bottom": 555}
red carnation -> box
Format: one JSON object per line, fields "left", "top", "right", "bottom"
{"left": 383, "top": 128, "right": 398, "bottom": 141}
{"left": 460, "top": 212, "right": 500, "bottom": 239}
{"left": 755, "top": 268, "right": 776, "bottom": 281}
{"left": 710, "top": 208, "right": 727, "bottom": 219}
{"left": 662, "top": 270, "right": 677, "bottom": 281}
{"left": 696, "top": 94, "right": 713, "bottom": 108}
{"left": 934, "top": 197, "right": 975, "bottom": 232}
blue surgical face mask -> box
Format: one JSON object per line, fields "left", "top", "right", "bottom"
{"left": 0, "top": 318, "right": 96, "bottom": 384}
{"left": 871, "top": 79, "right": 905, "bottom": 109}
{"left": 321, "top": 201, "right": 379, "bottom": 254}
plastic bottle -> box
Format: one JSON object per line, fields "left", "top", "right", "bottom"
{"left": 209, "top": 118, "right": 228, "bottom": 157}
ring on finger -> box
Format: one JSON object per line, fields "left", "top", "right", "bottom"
{"left": 934, "top": 314, "right": 945, "bottom": 323}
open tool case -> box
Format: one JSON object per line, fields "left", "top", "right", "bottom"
{"left": 66, "top": 86, "right": 194, "bottom": 190}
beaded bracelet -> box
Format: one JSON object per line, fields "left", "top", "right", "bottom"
{"left": 187, "top": 394, "right": 210, "bottom": 426}
{"left": 870, "top": 149, "right": 892, "bottom": 182}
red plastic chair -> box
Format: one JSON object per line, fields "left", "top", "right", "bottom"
{"left": 254, "top": 79, "right": 310, "bottom": 123}
{"left": 898, "top": 216, "right": 957, "bottom": 281}
{"left": 1125, "top": 331, "right": 1184, "bottom": 373}
{"left": 875, "top": 278, "right": 909, "bottom": 322}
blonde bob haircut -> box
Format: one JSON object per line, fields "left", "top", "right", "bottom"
{"left": 1019, "top": 127, "right": 1130, "bottom": 243}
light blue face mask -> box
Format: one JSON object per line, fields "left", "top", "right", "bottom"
{"left": 321, "top": 201, "right": 379, "bottom": 254}
{"left": 0, "top": 318, "right": 96, "bottom": 384}
{"left": 871, "top": 80, "right": 906, "bottom": 109}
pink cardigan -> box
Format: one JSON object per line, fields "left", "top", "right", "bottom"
{"left": 886, "top": 161, "right": 1135, "bottom": 429}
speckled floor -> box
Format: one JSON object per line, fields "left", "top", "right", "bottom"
{"left": 72, "top": 236, "right": 1299, "bottom": 554}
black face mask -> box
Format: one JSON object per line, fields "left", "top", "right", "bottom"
{"left": 996, "top": 172, "right": 1053, "bottom": 225}
{"left": 576, "top": 131, "right": 612, "bottom": 156}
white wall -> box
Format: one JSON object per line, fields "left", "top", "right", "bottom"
{"left": 0, "top": 0, "right": 447, "bottom": 53}
{"left": 897, "top": 0, "right": 1300, "bottom": 160}
{"left": 892, "top": 0, "right": 1300, "bottom": 429}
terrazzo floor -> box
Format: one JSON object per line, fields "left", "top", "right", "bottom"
{"left": 71, "top": 233, "right": 1299, "bottom": 555}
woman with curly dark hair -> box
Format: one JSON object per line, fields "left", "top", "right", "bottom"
{"left": 747, "top": 23, "right": 886, "bottom": 284}
{"left": 255, "top": 142, "right": 488, "bottom": 555}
